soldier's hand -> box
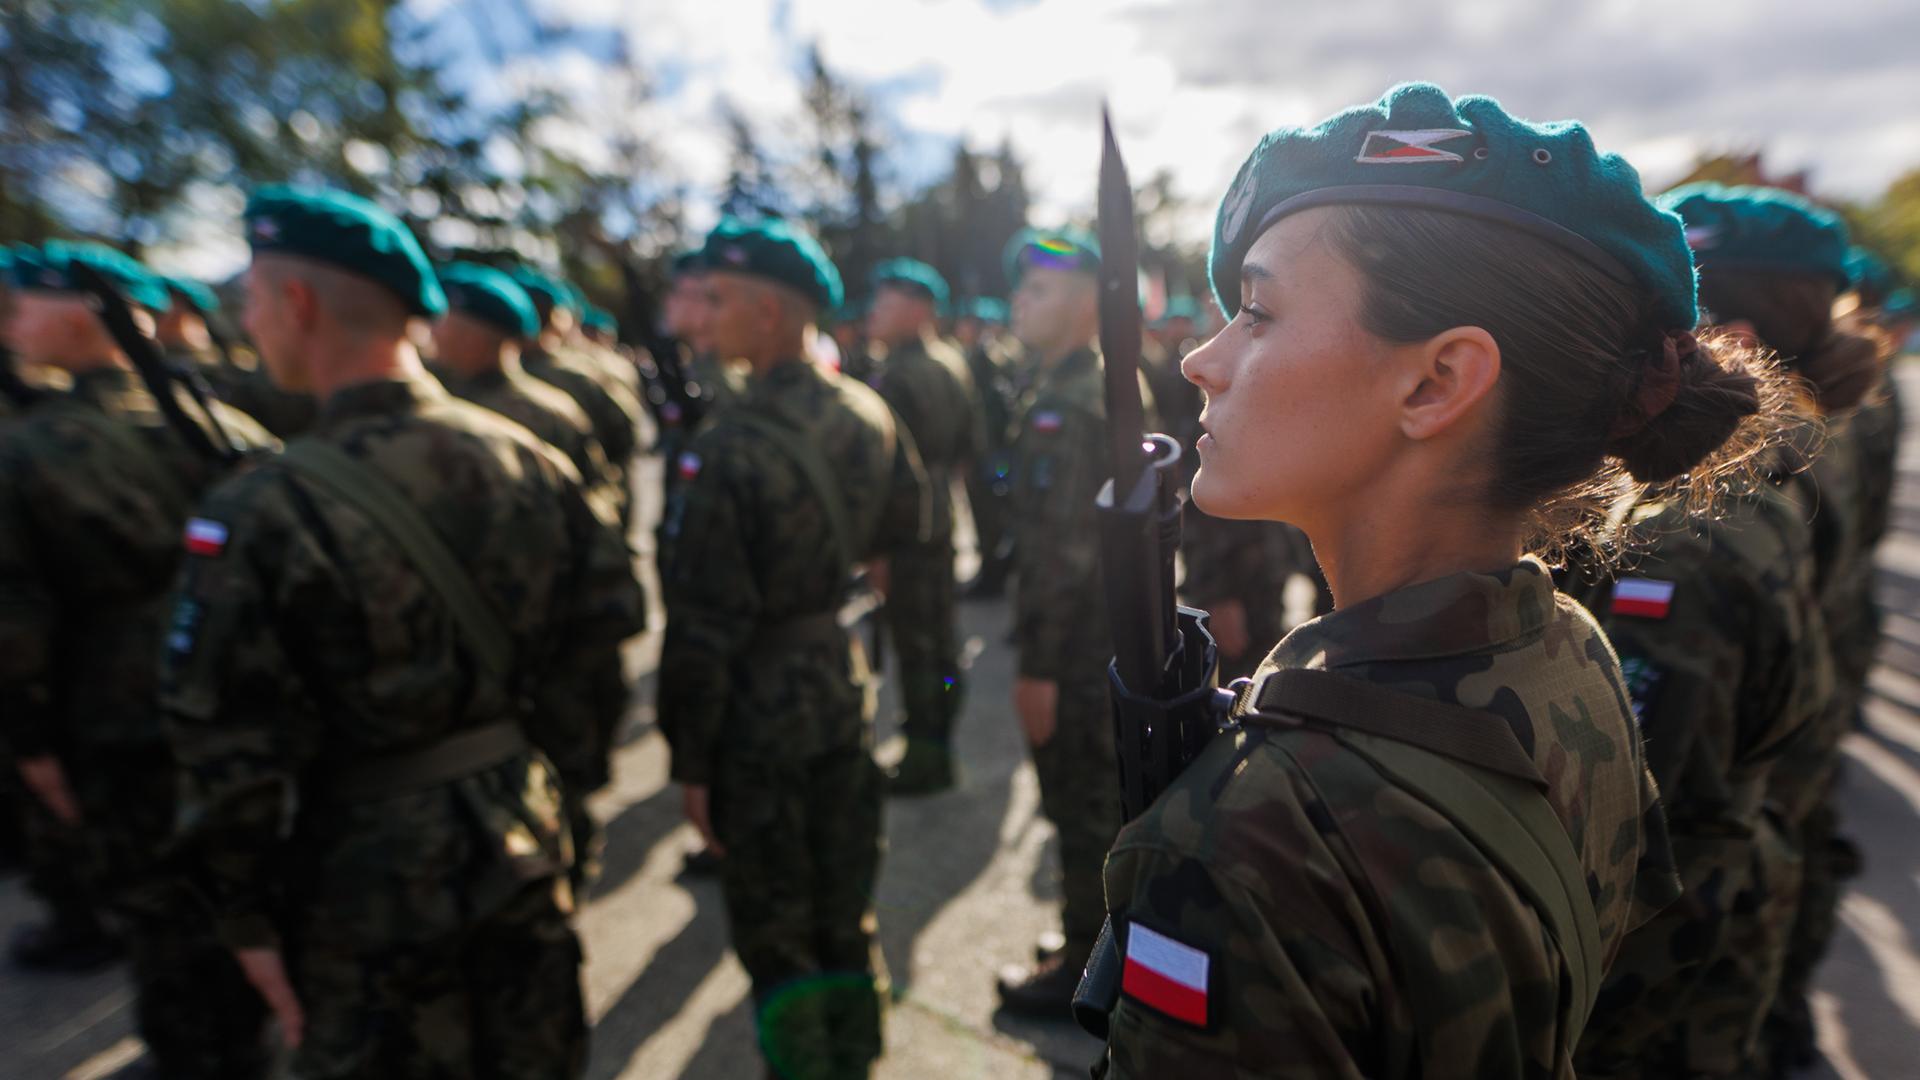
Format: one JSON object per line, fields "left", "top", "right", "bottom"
{"left": 865, "top": 557, "right": 892, "bottom": 599}
{"left": 1210, "top": 598, "right": 1251, "bottom": 660}
{"left": 1014, "top": 677, "right": 1059, "bottom": 748}
{"left": 235, "top": 946, "right": 305, "bottom": 1049}
{"left": 682, "top": 784, "right": 726, "bottom": 858}
{"left": 16, "top": 755, "right": 81, "bottom": 826}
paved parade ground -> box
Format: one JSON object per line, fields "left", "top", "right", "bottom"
{"left": 4, "top": 361, "right": 1918, "bottom": 1079}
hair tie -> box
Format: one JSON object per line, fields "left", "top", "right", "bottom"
{"left": 1609, "top": 330, "right": 1692, "bottom": 441}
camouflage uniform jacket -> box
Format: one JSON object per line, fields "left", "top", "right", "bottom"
{"left": 159, "top": 373, "right": 645, "bottom": 948}
{"left": 0, "top": 366, "right": 273, "bottom": 758}
{"left": 1009, "top": 346, "right": 1151, "bottom": 682}
{"left": 1180, "top": 513, "right": 1312, "bottom": 612}
{"left": 874, "top": 330, "right": 979, "bottom": 543}
{"left": 524, "top": 344, "right": 644, "bottom": 476}
{"left": 1567, "top": 473, "right": 1832, "bottom": 1073}
{"left": 169, "top": 344, "right": 317, "bottom": 438}
{"left": 437, "top": 362, "right": 628, "bottom": 528}
{"left": 658, "top": 358, "right": 927, "bottom": 785}
{"left": 1103, "top": 559, "right": 1681, "bottom": 1079}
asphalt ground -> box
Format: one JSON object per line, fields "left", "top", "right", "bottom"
{"left": 4, "top": 360, "right": 1917, "bottom": 1078}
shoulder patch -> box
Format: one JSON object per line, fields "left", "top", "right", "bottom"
{"left": 1617, "top": 654, "right": 1664, "bottom": 726}
{"left": 184, "top": 517, "right": 229, "bottom": 557}
{"left": 1121, "top": 921, "right": 1212, "bottom": 1027}
{"left": 1031, "top": 409, "right": 1063, "bottom": 433}
{"left": 676, "top": 451, "right": 702, "bottom": 481}
{"left": 1610, "top": 576, "right": 1675, "bottom": 619}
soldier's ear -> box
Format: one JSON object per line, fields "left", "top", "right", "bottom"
{"left": 1396, "top": 325, "right": 1501, "bottom": 442}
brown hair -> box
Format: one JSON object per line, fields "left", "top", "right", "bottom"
{"left": 1325, "top": 205, "right": 1798, "bottom": 561}
{"left": 1695, "top": 270, "right": 1891, "bottom": 414}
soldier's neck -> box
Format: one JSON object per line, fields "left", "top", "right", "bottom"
{"left": 311, "top": 338, "right": 424, "bottom": 403}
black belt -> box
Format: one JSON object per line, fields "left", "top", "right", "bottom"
{"left": 328, "top": 721, "right": 530, "bottom": 802}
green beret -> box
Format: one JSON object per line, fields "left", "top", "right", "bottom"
{"left": 437, "top": 262, "right": 539, "bottom": 338}
{"left": 701, "top": 217, "right": 843, "bottom": 311}
{"left": 1154, "top": 296, "right": 1201, "bottom": 327}
{"left": 1004, "top": 228, "right": 1100, "bottom": 288}
{"left": 872, "top": 258, "right": 950, "bottom": 307}
{"left": 1657, "top": 183, "right": 1851, "bottom": 290}
{"left": 245, "top": 185, "right": 444, "bottom": 317}
{"left": 1210, "top": 82, "right": 1697, "bottom": 330}
{"left": 8, "top": 240, "right": 173, "bottom": 312}
{"left": 163, "top": 275, "right": 221, "bottom": 315}
{"left": 506, "top": 266, "right": 575, "bottom": 319}
{"left": 831, "top": 298, "right": 868, "bottom": 325}
{"left": 1845, "top": 245, "right": 1897, "bottom": 300}
{"left": 582, "top": 305, "right": 618, "bottom": 336}
{"left": 1882, "top": 288, "right": 1916, "bottom": 320}
{"left": 957, "top": 296, "right": 1008, "bottom": 324}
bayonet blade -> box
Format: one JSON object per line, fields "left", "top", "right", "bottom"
{"left": 1097, "top": 106, "right": 1147, "bottom": 495}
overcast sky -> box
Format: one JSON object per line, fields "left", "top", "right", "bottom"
{"left": 485, "top": 0, "right": 1919, "bottom": 235}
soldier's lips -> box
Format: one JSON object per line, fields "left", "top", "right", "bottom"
{"left": 1197, "top": 432, "right": 1215, "bottom": 454}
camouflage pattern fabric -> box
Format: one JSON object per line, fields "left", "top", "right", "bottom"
{"left": 524, "top": 344, "right": 644, "bottom": 524}
{"left": 1102, "top": 559, "right": 1681, "bottom": 1079}
{"left": 160, "top": 373, "right": 644, "bottom": 1076}
{"left": 170, "top": 344, "right": 318, "bottom": 438}
{"left": 1008, "top": 346, "right": 1146, "bottom": 959}
{"left": 658, "top": 357, "right": 926, "bottom": 1078}
{"left": 1568, "top": 472, "right": 1831, "bottom": 1078}
{"left": 1181, "top": 513, "right": 1322, "bottom": 680}
{"left": 873, "top": 331, "right": 978, "bottom": 748}
{"left": 434, "top": 361, "right": 638, "bottom": 890}
{"left": 961, "top": 336, "right": 1022, "bottom": 584}
{"left": 0, "top": 365, "right": 276, "bottom": 1075}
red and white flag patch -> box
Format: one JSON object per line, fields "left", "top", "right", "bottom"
{"left": 1611, "top": 577, "right": 1676, "bottom": 619}
{"left": 184, "top": 517, "right": 229, "bottom": 557}
{"left": 1031, "top": 410, "right": 1063, "bottom": 434}
{"left": 1121, "top": 923, "right": 1211, "bottom": 1026}
{"left": 677, "top": 451, "right": 702, "bottom": 481}
{"left": 1355, "top": 128, "right": 1472, "bottom": 165}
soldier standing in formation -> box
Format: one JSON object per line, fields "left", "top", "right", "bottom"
{"left": 657, "top": 218, "right": 927, "bottom": 1080}
{"left": 1, "top": 241, "right": 277, "bottom": 1078}
{"left": 865, "top": 257, "right": 979, "bottom": 795}
{"left": 156, "top": 275, "right": 318, "bottom": 438}
{"left": 951, "top": 296, "right": 1021, "bottom": 598}
{"left": 158, "top": 186, "right": 645, "bottom": 1077}
{"left": 996, "top": 227, "right": 1145, "bottom": 1014}
{"left": 1097, "top": 83, "right": 1802, "bottom": 1076}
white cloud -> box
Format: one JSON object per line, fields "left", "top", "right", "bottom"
{"left": 506, "top": 0, "right": 1915, "bottom": 239}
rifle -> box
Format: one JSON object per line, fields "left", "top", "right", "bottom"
{"left": 68, "top": 262, "right": 244, "bottom": 466}
{"left": 1071, "top": 109, "right": 1234, "bottom": 1039}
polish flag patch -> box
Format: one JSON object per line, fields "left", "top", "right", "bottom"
{"left": 676, "top": 451, "right": 702, "bottom": 481}
{"left": 1121, "top": 923, "right": 1211, "bottom": 1027}
{"left": 184, "top": 518, "right": 229, "bottom": 557}
{"left": 1355, "top": 128, "right": 1473, "bottom": 165}
{"left": 1031, "top": 410, "right": 1063, "bottom": 433}
{"left": 1611, "top": 577, "right": 1676, "bottom": 619}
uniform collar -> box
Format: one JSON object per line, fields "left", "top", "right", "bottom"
{"left": 1270, "top": 557, "right": 1554, "bottom": 671}
{"left": 747, "top": 356, "right": 823, "bottom": 396}
{"left": 317, "top": 371, "right": 446, "bottom": 427}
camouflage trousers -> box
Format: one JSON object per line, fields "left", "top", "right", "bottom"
{"left": 1029, "top": 671, "right": 1120, "bottom": 959}
{"left": 69, "top": 746, "right": 269, "bottom": 1078}
{"left": 885, "top": 540, "right": 964, "bottom": 747}
{"left": 715, "top": 743, "right": 887, "bottom": 1080}
{"left": 965, "top": 455, "right": 1013, "bottom": 587}
{"left": 288, "top": 876, "right": 586, "bottom": 1079}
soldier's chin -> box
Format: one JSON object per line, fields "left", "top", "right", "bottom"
{"left": 1188, "top": 465, "right": 1260, "bottom": 521}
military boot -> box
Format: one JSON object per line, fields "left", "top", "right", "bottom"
{"left": 885, "top": 743, "right": 956, "bottom": 796}
{"left": 995, "top": 949, "right": 1084, "bottom": 1018}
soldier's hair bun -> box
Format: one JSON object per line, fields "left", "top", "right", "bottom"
{"left": 1606, "top": 330, "right": 1764, "bottom": 485}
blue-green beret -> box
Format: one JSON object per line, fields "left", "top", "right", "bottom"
{"left": 1154, "top": 296, "right": 1201, "bottom": 327}
{"left": 1004, "top": 228, "right": 1100, "bottom": 288}
{"left": 831, "top": 298, "right": 868, "bottom": 325}
{"left": 8, "top": 240, "right": 173, "bottom": 312}
{"left": 701, "top": 217, "right": 844, "bottom": 311}
{"left": 163, "top": 275, "right": 221, "bottom": 315}
{"left": 1657, "top": 183, "right": 1851, "bottom": 290}
{"left": 872, "top": 258, "right": 950, "bottom": 307}
{"left": 1882, "top": 288, "right": 1916, "bottom": 320}
{"left": 244, "top": 185, "right": 444, "bottom": 318}
{"left": 1210, "top": 82, "right": 1697, "bottom": 329}
{"left": 957, "top": 296, "right": 1008, "bottom": 324}
{"left": 437, "top": 262, "right": 539, "bottom": 338}
{"left": 1845, "top": 246, "right": 1897, "bottom": 299}
{"left": 506, "top": 266, "right": 571, "bottom": 320}
{"left": 582, "top": 305, "right": 618, "bottom": 336}
{"left": 671, "top": 250, "right": 708, "bottom": 278}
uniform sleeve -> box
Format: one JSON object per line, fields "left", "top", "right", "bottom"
{"left": 530, "top": 465, "right": 647, "bottom": 792}
{"left": 159, "top": 479, "right": 325, "bottom": 950}
{"left": 1012, "top": 404, "right": 1108, "bottom": 681}
{"left": 657, "top": 448, "right": 761, "bottom": 785}
{"left": 873, "top": 419, "right": 931, "bottom": 556}
{"left": 0, "top": 447, "right": 56, "bottom": 757}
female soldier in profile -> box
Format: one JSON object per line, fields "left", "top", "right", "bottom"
{"left": 1097, "top": 83, "right": 1796, "bottom": 1078}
